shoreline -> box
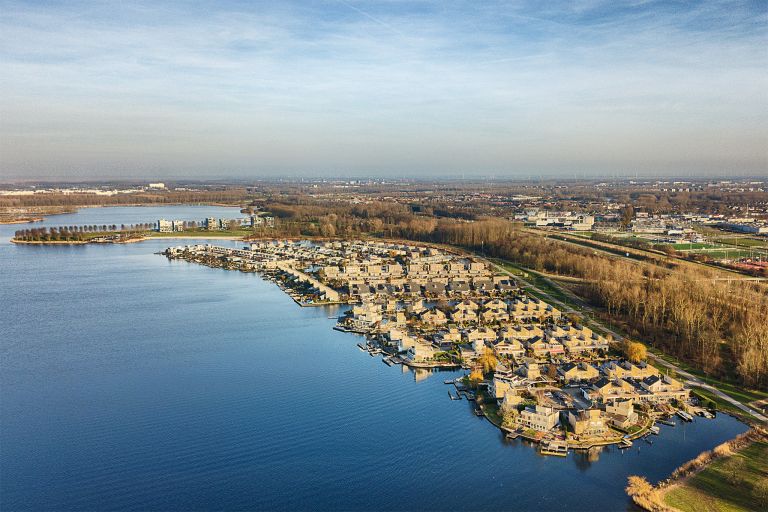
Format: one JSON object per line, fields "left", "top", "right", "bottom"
{"left": 0, "top": 202, "right": 244, "bottom": 225}
{"left": 10, "top": 234, "right": 246, "bottom": 245}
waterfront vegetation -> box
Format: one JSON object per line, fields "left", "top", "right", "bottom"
{"left": 662, "top": 437, "right": 768, "bottom": 512}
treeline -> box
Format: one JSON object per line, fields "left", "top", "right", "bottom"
{"left": 14, "top": 223, "right": 150, "bottom": 241}
{"left": 0, "top": 190, "right": 253, "bottom": 208}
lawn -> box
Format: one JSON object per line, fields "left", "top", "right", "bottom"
{"left": 712, "top": 238, "right": 768, "bottom": 248}
{"left": 663, "top": 440, "right": 768, "bottom": 512}
{"left": 672, "top": 243, "right": 719, "bottom": 250}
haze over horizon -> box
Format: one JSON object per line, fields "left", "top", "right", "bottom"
{"left": 1, "top": 0, "right": 766, "bottom": 180}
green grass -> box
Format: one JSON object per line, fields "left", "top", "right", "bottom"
{"left": 663, "top": 440, "right": 768, "bottom": 512}
{"left": 712, "top": 238, "right": 768, "bottom": 248}
{"left": 672, "top": 243, "right": 719, "bottom": 250}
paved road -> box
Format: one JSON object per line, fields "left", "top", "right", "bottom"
{"left": 487, "top": 259, "right": 768, "bottom": 425}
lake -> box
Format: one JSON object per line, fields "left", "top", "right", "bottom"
{"left": 0, "top": 206, "right": 749, "bottom": 511}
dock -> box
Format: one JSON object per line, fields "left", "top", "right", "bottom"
{"left": 540, "top": 440, "right": 568, "bottom": 457}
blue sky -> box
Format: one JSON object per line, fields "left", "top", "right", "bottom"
{"left": 0, "top": 0, "right": 766, "bottom": 179}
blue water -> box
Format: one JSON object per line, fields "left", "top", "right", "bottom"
{"left": 0, "top": 206, "right": 749, "bottom": 511}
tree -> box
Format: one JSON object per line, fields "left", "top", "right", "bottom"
{"left": 622, "top": 339, "right": 647, "bottom": 363}
{"left": 477, "top": 347, "right": 498, "bottom": 375}
{"left": 620, "top": 206, "right": 635, "bottom": 229}
{"left": 625, "top": 475, "right": 652, "bottom": 498}
{"left": 469, "top": 369, "right": 484, "bottom": 384}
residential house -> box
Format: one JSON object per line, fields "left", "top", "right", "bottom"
{"left": 567, "top": 409, "right": 608, "bottom": 437}
{"left": 558, "top": 362, "right": 600, "bottom": 383}
{"left": 517, "top": 405, "right": 559, "bottom": 432}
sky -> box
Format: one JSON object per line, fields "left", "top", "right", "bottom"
{"left": 0, "top": 0, "right": 766, "bottom": 180}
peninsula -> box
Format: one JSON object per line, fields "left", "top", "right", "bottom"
{"left": 164, "top": 239, "right": 708, "bottom": 456}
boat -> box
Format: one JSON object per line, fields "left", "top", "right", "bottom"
{"left": 382, "top": 357, "right": 393, "bottom": 367}
{"left": 356, "top": 343, "right": 367, "bottom": 351}
{"left": 649, "top": 425, "right": 660, "bottom": 435}
{"left": 540, "top": 440, "right": 568, "bottom": 457}
{"left": 657, "top": 419, "right": 676, "bottom": 427}
{"left": 676, "top": 410, "right": 694, "bottom": 422}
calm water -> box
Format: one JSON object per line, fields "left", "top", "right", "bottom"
{"left": 0, "top": 206, "right": 749, "bottom": 511}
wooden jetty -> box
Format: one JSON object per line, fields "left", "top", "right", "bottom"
{"left": 540, "top": 440, "right": 568, "bottom": 457}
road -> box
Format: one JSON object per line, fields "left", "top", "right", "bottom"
{"left": 487, "top": 259, "right": 768, "bottom": 424}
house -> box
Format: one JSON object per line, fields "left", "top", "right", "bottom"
{"left": 493, "top": 339, "right": 525, "bottom": 359}
{"left": 590, "top": 378, "right": 637, "bottom": 403}
{"left": 517, "top": 405, "right": 559, "bottom": 432}
{"left": 567, "top": 409, "right": 608, "bottom": 437}
{"left": 605, "top": 399, "right": 638, "bottom": 430}
{"left": 480, "top": 307, "right": 510, "bottom": 323}
{"left": 433, "top": 328, "right": 462, "bottom": 349}
{"left": 447, "top": 280, "right": 471, "bottom": 295}
{"left": 407, "top": 342, "right": 438, "bottom": 362}
{"left": 483, "top": 298, "right": 507, "bottom": 310}
{"left": 558, "top": 362, "right": 600, "bottom": 383}
{"left": 465, "top": 327, "right": 496, "bottom": 344}
{"left": 528, "top": 337, "right": 565, "bottom": 357}
{"left": 451, "top": 308, "right": 478, "bottom": 323}
{"left": 500, "top": 325, "right": 544, "bottom": 341}
{"left": 423, "top": 281, "right": 447, "bottom": 296}
{"left": 601, "top": 360, "right": 659, "bottom": 380}
{"left": 518, "top": 362, "right": 542, "bottom": 380}
{"left": 345, "top": 303, "right": 382, "bottom": 330}
{"left": 636, "top": 375, "right": 688, "bottom": 403}
{"left": 418, "top": 308, "right": 448, "bottom": 326}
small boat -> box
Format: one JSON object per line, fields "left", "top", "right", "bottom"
{"left": 382, "top": 357, "right": 393, "bottom": 367}
{"left": 357, "top": 343, "right": 367, "bottom": 351}
{"left": 474, "top": 408, "right": 484, "bottom": 416}
{"left": 657, "top": 419, "right": 676, "bottom": 427}
{"left": 676, "top": 410, "right": 694, "bottom": 422}
{"left": 649, "top": 426, "right": 660, "bottom": 435}
{"left": 644, "top": 437, "right": 653, "bottom": 445}
{"left": 444, "top": 379, "right": 455, "bottom": 385}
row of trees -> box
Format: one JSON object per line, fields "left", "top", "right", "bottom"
{"left": 14, "top": 223, "right": 152, "bottom": 241}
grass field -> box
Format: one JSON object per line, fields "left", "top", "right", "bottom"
{"left": 672, "top": 243, "right": 719, "bottom": 250}
{"left": 663, "top": 440, "right": 768, "bottom": 512}
{"left": 712, "top": 238, "right": 768, "bottom": 248}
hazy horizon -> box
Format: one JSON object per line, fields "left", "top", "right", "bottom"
{"left": 1, "top": 0, "right": 766, "bottom": 180}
